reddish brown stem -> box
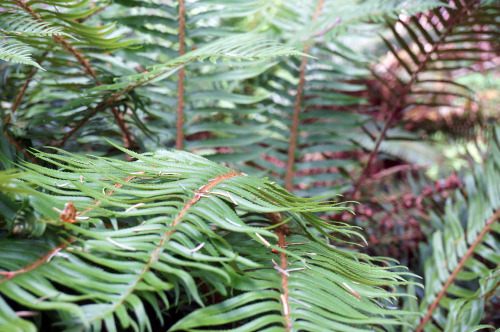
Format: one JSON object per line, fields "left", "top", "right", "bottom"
{"left": 279, "top": 229, "right": 291, "bottom": 331}
{"left": 1, "top": 175, "right": 138, "bottom": 285}
{"left": 57, "top": 101, "right": 108, "bottom": 148}
{"left": 285, "top": 0, "right": 324, "bottom": 192}
{"left": 176, "top": 0, "right": 186, "bottom": 150}
{"left": 285, "top": 50, "right": 308, "bottom": 192}
{"left": 56, "top": 61, "right": 189, "bottom": 148}
{"left": 416, "top": 207, "right": 500, "bottom": 332}
{"left": 79, "top": 175, "right": 136, "bottom": 216}
{"left": 111, "top": 106, "right": 134, "bottom": 150}
{"left": 349, "top": 2, "right": 474, "bottom": 200}
{"left": 484, "top": 272, "right": 500, "bottom": 303}
{"left": 267, "top": 213, "right": 291, "bottom": 330}
{"left": 0, "top": 239, "right": 74, "bottom": 284}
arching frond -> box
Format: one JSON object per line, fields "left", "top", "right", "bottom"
{"left": 0, "top": 146, "right": 417, "bottom": 331}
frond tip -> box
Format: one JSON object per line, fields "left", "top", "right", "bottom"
{"left": 0, "top": 40, "right": 43, "bottom": 70}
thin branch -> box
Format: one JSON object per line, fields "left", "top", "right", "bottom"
{"left": 416, "top": 207, "right": 500, "bottom": 332}
{"left": 349, "top": 2, "right": 475, "bottom": 199}
{"left": 285, "top": 0, "right": 325, "bottom": 192}
{"left": 57, "top": 83, "right": 142, "bottom": 148}
{"left": 0, "top": 239, "right": 74, "bottom": 284}
{"left": 57, "top": 98, "right": 112, "bottom": 148}
{"left": 484, "top": 270, "right": 500, "bottom": 303}
{"left": 111, "top": 106, "right": 134, "bottom": 150}
{"left": 0, "top": 174, "right": 137, "bottom": 282}
{"left": 88, "top": 171, "right": 241, "bottom": 323}
{"left": 13, "top": 0, "right": 135, "bottom": 149}
{"left": 176, "top": 0, "right": 186, "bottom": 150}
{"left": 76, "top": 4, "right": 108, "bottom": 23}
{"left": 57, "top": 55, "right": 193, "bottom": 148}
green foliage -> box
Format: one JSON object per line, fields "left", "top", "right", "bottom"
{"left": 399, "top": 128, "right": 500, "bottom": 331}
{"left": 1, "top": 0, "right": 499, "bottom": 330}
{"left": 0, "top": 147, "right": 416, "bottom": 331}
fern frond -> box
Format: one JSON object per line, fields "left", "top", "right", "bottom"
{"left": 374, "top": 0, "right": 499, "bottom": 128}
{"left": 0, "top": 39, "right": 43, "bottom": 69}
{"left": 122, "top": 33, "right": 310, "bottom": 84}
{"left": 171, "top": 232, "right": 419, "bottom": 331}
{"left": 1, "top": 146, "right": 413, "bottom": 331}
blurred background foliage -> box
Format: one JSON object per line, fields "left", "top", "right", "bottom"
{"left": 0, "top": 0, "right": 499, "bottom": 330}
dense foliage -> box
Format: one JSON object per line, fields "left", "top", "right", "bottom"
{"left": 0, "top": 0, "right": 499, "bottom": 331}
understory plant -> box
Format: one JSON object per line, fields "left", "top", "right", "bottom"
{"left": 1, "top": 0, "right": 499, "bottom": 330}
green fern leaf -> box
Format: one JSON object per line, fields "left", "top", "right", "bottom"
{"left": 0, "top": 40, "right": 43, "bottom": 69}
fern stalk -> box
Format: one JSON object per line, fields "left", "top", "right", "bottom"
{"left": 55, "top": 58, "right": 188, "bottom": 148}
{"left": 267, "top": 212, "right": 293, "bottom": 331}
{"left": 0, "top": 172, "right": 140, "bottom": 283}
{"left": 349, "top": 0, "right": 478, "bottom": 199}
{"left": 176, "top": 0, "right": 186, "bottom": 150}
{"left": 285, "top": 0, "right": 324, "bottom": 192}
{"left": 56, "top": 76, "right": 155, "bottom": 148}
{"left": 416, "top": 206, "right": 500, "bottom": 331}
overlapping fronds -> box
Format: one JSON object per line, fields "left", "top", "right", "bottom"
{"left": 172, "top": 231, "right": 418, "bottom": 331}
{"left": 0, "top": 146, "right": 415, "bottom": 331}
{"left": 289, "top": 0, "right": 446, "bottom": 44}
{"left": 176, "top": 0, "right": 448, "bottom": 197}
{"left": 0, "top": 0, "right": 129, "bottom": 70}
{"left": 2, "top": 1, "right": 499, "bottom": 330}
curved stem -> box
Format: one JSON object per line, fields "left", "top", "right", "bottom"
{"left": 416, "top": 207, "right": 500, "bottom": 331}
